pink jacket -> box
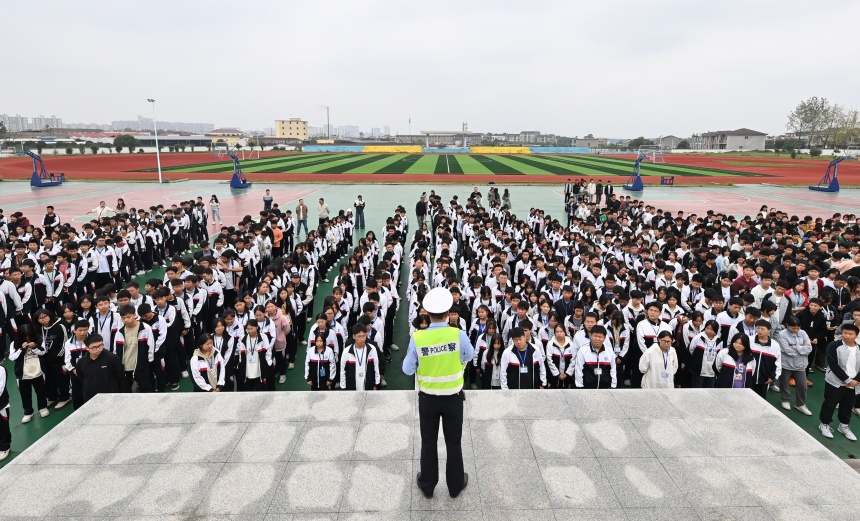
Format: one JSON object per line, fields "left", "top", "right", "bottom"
{"left": 268, "top": 308, "right": 291, "bottom": 352}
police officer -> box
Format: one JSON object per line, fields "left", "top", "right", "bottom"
{"left": 403, "top": 287, "right": 475, "bottom": 499}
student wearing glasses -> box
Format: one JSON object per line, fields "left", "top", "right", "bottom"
{"left": 639, "top": 330, "right": 679, "bottom": 389}
{"left": 74, "top": 334, "right": 124, "bottom": 405}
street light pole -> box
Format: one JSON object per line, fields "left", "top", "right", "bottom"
{"left": 147, "top": 98, "right": 163, "bottom": 184}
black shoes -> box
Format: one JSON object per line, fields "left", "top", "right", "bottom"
{"left": 450, "top": 473, "right": 468, "bottom": 498}
{"left": 418, "top": 471, "right": 469, "bottom": 498}
{"left": 416, "top": 473, "right": 433, "bottom": 498}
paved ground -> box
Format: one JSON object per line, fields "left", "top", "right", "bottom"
{"left": 1, "top": 389, "right": 858, "bottom": 520}
{"left": 3, "top": 180, "right": 860, "bottom": 468}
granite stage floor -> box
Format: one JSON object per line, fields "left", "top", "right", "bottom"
{"left": 0, "top": 389, "right": 858, "bottom": 520}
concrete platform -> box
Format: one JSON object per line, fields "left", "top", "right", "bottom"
{"left": 1, "top": 389, "right": 859, "bottom": 520}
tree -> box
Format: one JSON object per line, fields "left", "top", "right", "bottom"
{"left": 35, "top": 141, "right": 44, "bottom": 155}
{"left": 0, "top": 122, "right": 6, "bottom": 140}
{"left": 832, "top": 109, "right": 860, "bottom": 149}
{"left": 78, "top": 144, "right": 86, "bottom": 154}
{"left": 627, "top": 136, "right": 654, "bottom": 149}
{"left": 90, "top": 144, "right": 99, "bottom": 155}
{"left": 234, "top": 142, "right": 242, "bottom": 151}
{"left": 584, "top": 133, "right": 594, "bottom": 139}
{"left": 787, "top": 96, "right": 833, "bottom": 147}
{"left": 810, "top": 148, "right": 823, "bottom": 158}
{"left": 247, "top": 139, "right": 257, "bottom": 148}
{"left": 179, "top": 145, "right": 186, "bottom": 152}
{"left": 113, "top": 134, "right": 141, "bottom": 154}
{"left": 677, "top": 139, "right": 691, "bottom": 149}
{"left": 65, "top": 146, "right": 73, "bottom": 155}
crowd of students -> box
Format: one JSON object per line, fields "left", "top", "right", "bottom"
{"left": 2, "top": 184, "right": 860, "bottom": 461}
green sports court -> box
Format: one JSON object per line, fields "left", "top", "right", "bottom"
{"left": 138, "top": 153, "right": 765, "bottom": 177}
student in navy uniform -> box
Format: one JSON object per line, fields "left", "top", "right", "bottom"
{"left": 235, "top": 320, "right": 273, "bottom": 392}
{"left": 818, "top": 324, "right": 860, "bottom": 442}
{"left": 749, "top": 320, "right": 781, "bottom": 399}
{"left": 189, "top": 333, "right": 225, "bottom": 392}
{"left": 34, "top": 309, "right": 70, "bottom": 409}
{"left": 479, "top": 333, "right": 505, "bottom": 390}
{"left": 500, "top": 327, "right": 546, "bottom": 389}
{"left": 340, "top": 323, "right": 381, "bottom": 391}
{"left": 305, "top": 333, "right": 336, "bottom": 390}
{"left": 571, "top": 325, "right": 617, "bottom": 389}
{"left": 112, "top": 305, "right": 155, "bottom": 393}
{"left": 210, "top": 317, "right": 236, "bottom": 392}
{"left": 63, "top": 320, "right": 91, "bottom": 409}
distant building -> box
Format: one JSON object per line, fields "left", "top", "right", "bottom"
{"left": 485, "top": 131, "right": 557, "bottom": 145}
{"left": 691, "top": 128, "right": 766, "bottom": 150}
{"left": 275, "top": 118, "right": 308, "bottom": 140}
{"left": 338, "top": 126, "right": 360, "bottom": 138}
{"left": 111, "top": 116, "right": 214, "bottom": 133}
{"left": 572, "top": 137, "right": 610, "bottom": 148}
{"left": 206, "top": 128, "right": 245, "bottom": 147}
{"left": 383, "top": 126, "right": 391, "bottom": 136}
{"left": 656, "top": 135, "right": 684, "bottom": 149}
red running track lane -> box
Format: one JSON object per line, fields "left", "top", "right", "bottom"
{"left": 598, "top": 154, "right": 860, "bottom": 184}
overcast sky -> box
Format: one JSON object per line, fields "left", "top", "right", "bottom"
{"left": 4, "top": 0, "right": 859, "bottom": 137}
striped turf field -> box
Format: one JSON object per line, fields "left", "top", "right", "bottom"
{"left": 138, "top": 153, "right": 763, "bottom": 177}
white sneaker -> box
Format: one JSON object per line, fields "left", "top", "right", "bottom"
{"left": 278, "top": 375, "right": 286, "bottom": 384}
{"left": 471, "top": 383, "right": 478, "bottom": 390}
{"left": 54, "top": 398, "right": 71, "bottom": 410}
{"left": 781, "top": 401, "right": 791, "bottom": 410}
{"left": 854, "top": 408, "right": 860, "bottom": 417}
{"left": 838, "top": 424, "right": 857, "bottom": 441}
{"left": 795, "top": 404, "right": 812, "bottom": 416}
{"left": 300, "top": 341, "right": 307, "bottom": 346}
{"left": 820, "top": 423, "right": 834, "bottom": 439}
{"left": 381, "top": 377, "right": 388, "bottom": 387}
{"left": 769, "top": 384, "right": 780, "bottom": 392}
{"left": 288, "top": 363, "right": 295, "bottom": 370}
{"left": 39, "top": 408, "right": 50, "bottom": 418}
{"left": 21, "top": 414, "right": 33, "bottom": 424}
{"left": 0, "top": 449, "right": 8, "bottom": 461}
{"left": 181, "top": 371, "right": 189, "bottom": 378}
{"left": 46, "top": 400, "right": 56, "bottom": 408}
{"left": 390, "top": 344, "right": 400, "bottom": 351}
{"left": 323, "top": 278, "right": 330, "bottom": 283}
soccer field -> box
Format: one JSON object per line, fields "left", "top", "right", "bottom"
{"left": 141, "top": 153, "right": 765, "bottom": 177}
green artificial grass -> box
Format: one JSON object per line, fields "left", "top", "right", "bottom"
{"left": 137, "top": 153, "right": 761, "bottom": 177}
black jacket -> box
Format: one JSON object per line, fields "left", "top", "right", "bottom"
{"left": 75, "top": 351, "right": 124, "bottom": 402}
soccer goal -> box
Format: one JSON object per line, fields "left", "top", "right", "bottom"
{"left": 240, "top": 150, "right": 260, "bottom": 160}
{"left": 638, "top": 145, "right": 666, "bottom": 163}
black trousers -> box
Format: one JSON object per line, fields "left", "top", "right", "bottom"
{"left": 751, "top": 382, "right": 768, "bottom": 400}
{"left": 43, "top": 362, "right": 70, "bottom": 402}
{"left": 70, "top": 374, "right": 84, "bottom": 409}
{"left": 0, "top": 407, "right": 10, "bottom": 451}
{"left": 417, "top": 392, "right": 466, "bottom": 496}
{"left": 18, "top": 377, "right": 47, "bottom": 415}
{"left": 820, "top": 383, "right": 856, "bottom": 426}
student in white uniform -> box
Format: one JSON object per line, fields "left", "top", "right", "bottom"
{"left": 340, "top": 323, "right": 381, "bottom": 391}
{"left": 639, "top": 330, "right": 679, "bottom": 389}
